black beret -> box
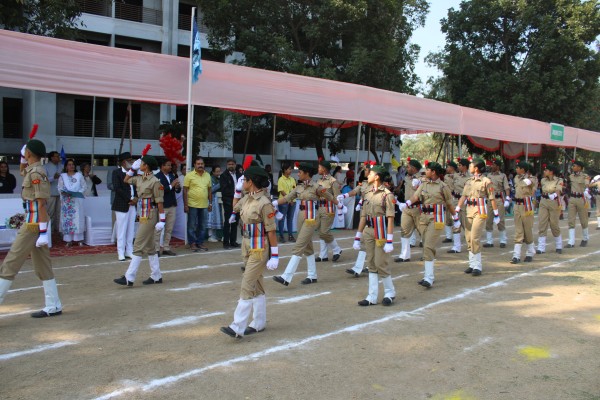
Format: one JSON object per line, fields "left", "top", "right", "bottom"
{"left": 26, "top": 139, "right": 46, "bottom": 158}
{"left": 141, "top": 155, "right": 158, "bottom": 171}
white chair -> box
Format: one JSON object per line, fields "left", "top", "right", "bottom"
{"left": 83, "top": 196, "right": 114, "bottom": 246}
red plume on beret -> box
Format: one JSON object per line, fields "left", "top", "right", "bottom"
{"left": 446, "top": 159, "right": 450, "bottom": 164}
{"left": 141, "top": 144, "right": 151, "bottom": 156}
{"left": 369, "top": 160, "right": 376, "bottom": 166}
{"left": 468, "top": 156, "right": 473, "bottom": 162}
{"left": 294, "top": 161, "right": 300, "bottom": 168}
{"left": 516, "top": 159, "right": 520, "bottom": 163}
{"left": 457, "top": 157, "right": 461, "bottom": 161}
{"left": 485, "top": 160, "right": 492, "bottom": 166}
{"left": 242, "top": 155, "right": 253, "bottom": 170}
{"left": 29, "top": 124, "right": 39, "bottom": 140}
{"left": 542, "top": 163, "right": 547, "bottom": 168}
{"left": 159, "top": 133, "right": 185, "bottom": 165}
{"left": 424, "top": 160, "right": 430, "bottom": 166}
{"left": 406, "top": 157, "right": 411, "bottom": 161}
{"left": 571, "top": 159, "right": 576, "bottom": 163}
{"left": 318, "top": 156, "right": 323, "bottom": 162}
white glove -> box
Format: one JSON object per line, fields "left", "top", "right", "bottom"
{"left": 336, "top": 194, "right": 345, "bottom": 203}
{"left": 272, "top": 200, "right": 279, "bottom": 207}
{"left": 131, "top": 158, "right": 142, "bottom": 170}
{"left": 493, "top": 210, "right": 500, "bottom": 225}
{"left": 584, "top": 188, "right": 592, "bottom": 200}
{"left": 228, "top": 213, "right": 237, "bottom": 224}
{"left": 453, "top": 220, "right": 461, "bottom": 229}
{"left": 266, "top": 247, "right": 279, "bottom": 270}
{"left": 503, "top": 199, "right": 510, "bottom": 208}
{"left": 20, "top": 144, "right": 28, "bottom": 164}
{"left": 275, "top": 211, "right": 284, "bottom": 221}
{"left": 455, "top": 206, "right": 461, "bottom": 214}
{"left": 340, "top": 205, "right": 348, "bottom": 215}
{"left": 412, "top": 178, "right": 420, "bottom": 188}
{"left": 36, "top": 222, "right": 48, "bottom": 247}
{"left": 155, "top": 221, "right": 165, "bottom": 232}
{"left": 353, "top": 232, "right": 362, "bottom": 250}
{"left": 383, "top": 234, "right": 394, "bottom": 253}
{"left": 592, "top": 175, "right": 600, "bottom": 183}
{"left": 355, "top": 200, "right": 362, "bottom": 212}
{"left": 548, "top": 193, "right": 558, "bottom": 200}
{"left": 398, "top": 202, "right": 407, "bottom": 212}
{"left": 523, "top": 178, "right": 532, "bottom": 186}
{"left": 235, "top": 178, "right": 244, "bottom": 192}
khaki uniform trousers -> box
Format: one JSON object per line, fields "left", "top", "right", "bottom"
{"left": 419, "top": 214, "right": 442, "bottom": 261}
{"left": 451, "top": 199, "right": 466, "bottom": 233}
{"left": 133, "top": 209, "right": 158, "bottom": 257}
{"left": 363, "top": 226, "right": 391, "bottom": 277}
{"left": 596, "top": 195, "right": 600, "bottom": 217}
{"left": 316, "top": 208, "right": 335, "bottom": 244}
{"left": 568, "top": 197, "right": 589, "bottom": 229}
{"left": 538, "top": 198, "right": 561, "bottom": 237}
{"left": 291, "top": 213, "right": 314, "bottom": 256}
{"left": 154, "top": 206, "right": 177, "bottom": 251}
{"left": 0, "top": 225, "right": 53, "bottom": 281}
{"left": 513, "top": 204, "right": 534, "bottom": 244}
{"left": 400, "top": 207, "right": 420, "bottom": 238}
{"left": 240, "top": 237, "right": 269, "bottom": 299}
{"left": 465, "top": 209, "right": 486, "bottom": 254}
{"left": 485, "top": 200, "right": 506, "bottom": 232}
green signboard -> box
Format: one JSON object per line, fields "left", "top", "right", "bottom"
{"left": 550, "top": 123, "right": 564, "bottom": 142}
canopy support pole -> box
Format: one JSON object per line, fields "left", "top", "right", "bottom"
{"left": 185, "top": 7, "right": 196, "bottom": 172}
{"left": 91, "top": 96, "right": 96, "bottom": 167}
{"left": 272, "top": 115, "right": 276, "bottom": 169}
{"left": 354, "top": 122, "right": 362, "bottom": 187}
{"left": 525, "top": 143, "right": 529, "bottom": 162}
{"left": 458, "top": 135, "right": 462, "bottom": 158}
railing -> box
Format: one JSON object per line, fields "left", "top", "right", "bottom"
{"left": 0, "top": 123, "right": 22, "bottom": 139}
{"left": 57, "top": 118, "right": 110, "bottom": 138}
{"left": 113, "top": 121, "right": 159, "bottom": 140}
{"left": 76, "top": 0, "right": 111, "bottom": 17}
{"left": 115, "top": 2, "right": 163, "bottom": 26}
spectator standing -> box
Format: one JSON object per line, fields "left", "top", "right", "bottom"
{"left": 183, "top": 157, "right": 212, "bottom": 252}
{"left": 80, "top": 162, "right": 102, "bottom": 197}
{"left": 277, "top": 161, "right": 296, "bottom": 243}
{"left": 265, "top": 164, "right": 277, "bottom": 197}
{"left": 58, "top": 159, "right": 86, "bottom": 246}
{"left": 0, "top": 161, "right": 17, "bottom": 193}
{"left": 111, "top": 152, "right": 136, "bottom": 261}
{"left": 154, "top": 158, "right": 181, "bottom": 256}
{"left": 207, "top": 165, "right": 223, "bottom": 242}
{"left": 220, "top": 159, "right": 242, "bottom": 249}
{"left": 346, "top": 163, "right": 355, "bottom": 184}
{"left": 333, "top": 166, "right": 345, "bottom": 186}
{"left": 44, "top": 151, "right": 62, "bottom": 232}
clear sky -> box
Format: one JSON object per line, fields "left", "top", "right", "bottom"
{"left": 412, "top": 0, "right": 462, "bottom": 88}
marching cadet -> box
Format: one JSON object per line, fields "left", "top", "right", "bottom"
{"left": 400, "top": 162, "right": 459, "bottom": 288}
{"left": 590, "top": 173, "right": 600, "bottom": 229}
{"left": 536, "top": 165, "right": 564, "bottom": 254}
{"left": 220, "top": 166, "right": 279, "bottom": 338}
{"left": 272, "top": 162, "right": 337, "bottom": 286}
{"left": 483, "top": 158, "right": 510, "bottom": 248}
{"left": 448, "top": 158, "right": 471, "bottom": 253}
{"left": 0, "top": 138, "right": 63, "bottom": 318}
{"left": 509, "top": 161, "right": 538, "bottom": 264}
{"left": 566, "top": 160, "right": 591, "bottom": 247}
{"left": 442, "top": 160, "right": 458, "bottom": 243}
{"left": 394, "top": 158, "right": 423, "bottom": 263}
{"left": 114, "top": 152, "right": 166, "bottom": 286}
{"left": 456, "top": 158, "right": 499, "bottom": 276}
{"left": 354, "top": 165, "right": 396, "bottom": 306}
{"left": 315, "top": 160, "right": 343, "bottom": 262}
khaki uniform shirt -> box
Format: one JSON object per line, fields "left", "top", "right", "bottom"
{"left": 414, "top": 179, "right": 454, "bottom": 210}
{"left": 403, "top": 174, "right": 422, "bottom": 200}
{"left": 486, "top": 171, "right": 509, "bottom": 198}
{"left": 453, "top": 172, "right": 470, "bottom": 198}
{"left": 541, "top": 177, "right": 564, "bottom": 195}
{"left": 363, "top": 185, "right": 395, "bottom": 219}
{"left": 131, "top": 173, "right": 164, "bottom": 203}
{"left": 444, "top": 173, "right": 455, "bottom": 193}
{"left": 240, "top": 191, "right": 277, "bottom": 232}
{"left": 285, "top": 181, "right": 320, "bottom": 203}
{"left": 568, "top": 172, "right": 589, "bottom": 194}
{"left": 514, "top": 174, "right": 537, "bottom": 198}
{"left": 462, "top": 175, "right": 495, "bottom": 217}
{"left": 21, "top": 161, "right": 51, "bottom": 201}
{"left": 317, "top": 175, "right": 341, "bottom": 198}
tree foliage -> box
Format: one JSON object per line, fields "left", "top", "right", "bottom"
{"left": 427, "top": 0, "right": 600, "bottom": 129}
{"left": 0, "top": 0, "right": 83, "bottom": 39}
{"left": 197, "top": 0, "right": 429, "bottom": 158}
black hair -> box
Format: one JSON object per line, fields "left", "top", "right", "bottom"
{"left": 62, "top": 158, "right": 77, "bottom": 173}
{"left": 246, "top": 174, "right": 270, "bottom": 189}
{"left": 472, "top": 159, "right": 486, "bottom": 173}
{"left": 0, "top": 160, "right": 10, "bottom": 173}
{"left": 47, "top": 151, "right": 59, "bottom": 158}
{"left": 158, "top": 158, "right": 171, "bottom": 167}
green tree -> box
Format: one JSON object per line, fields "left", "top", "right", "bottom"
{"left": 197, "top": 0, "right": 428, "bottom": 158}
{"left": 0, "top": 0, "right": 83, "bottom": 38}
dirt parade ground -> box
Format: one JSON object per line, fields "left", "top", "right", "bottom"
{"left": 1, "top": 215, "right": 599, "bottom": 400}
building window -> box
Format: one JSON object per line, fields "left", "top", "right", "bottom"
{"left": 2, "top": 98, "right": 22, "bottom": 139}
{"left": 74, "top": 99, "right": 109, "bottom": 138}
{"left": 114, "top": 102, "right": 141, "bottom": 139}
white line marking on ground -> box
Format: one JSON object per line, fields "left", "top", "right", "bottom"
{"left": 276, "top": 291, "right": 331, "bottom": 304}
{"left": 91, "top": 249, "right": 600, "bottom": 400}
{"left": 8, "top": 284, "right": 65, "bottom": 293}
{"left": 0, "top": 309, "right": 34, "bottom": 319}
{"left": 167, "top": 281, "right": 232, "bottom": 292}
{"left": 0, "top": 341, "right": 78, "bottom": 362}
{"left": 464, "top": 336, "right": 493, "bottom": 352}
{"left": 149, "top": 312, "right": 226, "bottom": 329}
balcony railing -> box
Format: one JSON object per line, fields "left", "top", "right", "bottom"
{"left": 115, "top": 2, "right": 163, "bottom": 26}
{"left": 57, "top": 118, "right": 110, "bottom": 138}
{"left": 0, "top": 123, "right": 22, "bottom": 139}
{"left": 113, "top": 121, "right": 159, "bottom": 140}
{"left": 76, "top": 0, "right": 111, "bottom": 17}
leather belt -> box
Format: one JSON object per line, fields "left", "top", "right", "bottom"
{"left": 494, "top": 193, "right": 503, "bottom": 199}
{"left": 514, "top": 198, "right": 526, "bottom": 204}
{"left": 569, "top": 192, "right": 583, "bottom": 198}
{"left": 452, "top": 192, "right": 461, "bottom": 199}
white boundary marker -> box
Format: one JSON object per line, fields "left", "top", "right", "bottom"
{"left": 0, "top": 341, "right": 78, "bottom": 361}
{"left": 91, "top": 248, "right": 600, "bottom": 400}
{"left": 149, "top": 312, "right": 226, "bottom": 329}
{"left": 276, "top": 291, "right": 331, "bottom": 304}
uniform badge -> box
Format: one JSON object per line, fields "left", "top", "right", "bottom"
{"left": 268, "top": 212, "right": 275, "bottom": 218}
{"left": 159, "top": 185, "right": 164, "bottom": 190}
{"left": 32, "top": 179, "right": 40, "bottom": 184}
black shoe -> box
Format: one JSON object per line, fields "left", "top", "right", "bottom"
{"left": 278, "top": 236, "right": 286, "bottom": 244}
{"left": 114, "top": 275, "right": 133, "bottom": 286}
{"left": 500, "top": 243, "right": 506, "bottom": 248}
{"left": 524, "top": 256, "right": 533, "bottom": 262}
{"left": 31, "top": 309, "right": 62, "bottom": 318}
{"left": 442, "top": 238, "right": 452, "bottom": 243}
{"left": 464, "top": 267, "right": 473, "bottom": 274}
{"left": 597, "top": 226, "right": 600, "bottom": 230}
{"left": 156, "top": 251, "right": 161, "bottom": 257}
{"left": 315, "top": 257, "right": 328, "bottom": 262}
{"left": 142, "top": 277, "right": 163, "bottom": 285}
{"left": 288, "top": 235, "right": 296, "bottom": 242}
{"left": 410, "top": 244, "right": 415, "bottom": 248}
{"left": 300, "top": 278, "right": 317, "bottom": 285}
{"left": 556, "top": 249, "right": 563, "bottom": 254}
{"left": 382, "top": 297, "right": 395, "bottom": 306}
{"left": 419, "top": 242, "right": 423, "bottom": 247}
{"left": 118, "top": 257, "right": 126, "bottom": 262}
{"left": 230, "top": 242, "right": 240, "bottom": 248}
{"left": 510, "top": 258, "right": 520, "bottom": 264}
{"left": 241, "top": 266, "right": 245, "bottom": 272}
{"left": 358, "top": 299, "right": 376, "bottom": 306}
{"left": 447, "top": 249, "right": 460, "bottom": 254}
{"left": 332, "top": 251, "right": 341, "bottom": 262}
{"left": 580, "top": 240, "right": 588, "bottom": 247}
{"left": 536, "top": 250, "right": 544, "bottom": 254}
{"left": 483, "top": 243, "right": 494, "bottom": 248}
{"left": 472, "top": 269, "right": 482, "bottom": 276}
{"left": 394, "top": 257, "right": 410, "bottom": 263}
{"left": 566, "top": 244, "right": 575, "bottom": 248}
{"left": 272, "top": 276, "right": 289, "bottom": 286}
{"left": 220, "top": 326, "right": 242, "bottom": 338}
{"left": 162, "top": 250, "right": 177, "bottom": 256}
{"left": 419, "top": 280, "right": 432, "bottom": 288}
{"left": 244, "top": 327, "right": 264, "bottom": 335}
{"left": 125, "top": 256, "right": 132, "bottom": 260}
{"left": 223, "top": 244, "right": 231, "bottom": 250}
{"left": 346, "top": 269, "right": 360, "bottom": 278}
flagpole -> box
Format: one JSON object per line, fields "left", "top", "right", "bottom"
{"left": 185, "top": 7, "right": 196, "bottom": 173}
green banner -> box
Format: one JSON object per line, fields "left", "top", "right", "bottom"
{"left": 550, "top": 123, "right": 564, "bottom": 142}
